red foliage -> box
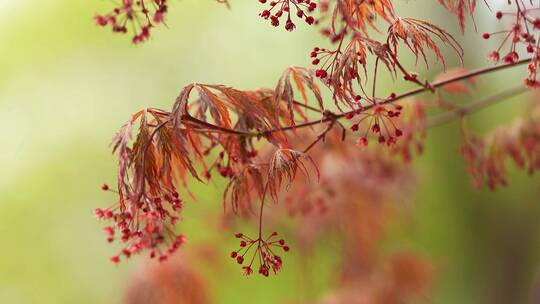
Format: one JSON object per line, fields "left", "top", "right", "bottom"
{"left": 461, "top": 102, "right": 540, "bottom": 190}
{"left": 230, "top": 231, "right": 289, "bottom": 277}
{"left": 438, "top": 0, "right": 480, "bottom": 33}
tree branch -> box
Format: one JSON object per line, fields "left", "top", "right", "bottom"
{"left": 150, "top": 59, "right": 531, "bottom": 140}
{"left": 425, "top": 85, "right": 528, "bottom": 128}
{"left": 263, "top": 58, "right": 531, "bottom": 134}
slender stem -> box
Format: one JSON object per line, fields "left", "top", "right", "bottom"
{"left": 372, "top": 58, "right": 379, "bottom": 98}
{"left": 135, "top": 117, "right": 171, "bottom": 203}
{"left": 394, "top": 56, "right": 434, "bottom": 92}
{"left": 293, "top": 100, "right": 323, "bottom": 113}
{"left": 257, "top": 184, "right": 270, "bottom": 239}
{"left": 389, "top": 59, "right": 529, "bottom": 101}
{"left": 183, "top": 115, "right": 257, "bottom": 136}
{"left": 303, "top": 121, "right": 336, "bottom": 152}
{"left": 425, "top": 85, "right": 528, "bottom": 128}
{"left": 262, "top": 58, "right": 531, "bottom": 134}
{"left": 137, "top": 59, "right": 532, "bottom": 141}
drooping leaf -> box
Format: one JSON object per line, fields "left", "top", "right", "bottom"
{"left": 266, "top": 149, "right": 319, "bottom": 202}
{"left": 336, "top": 0, "right": 395, "bottom": 33}
{"left": 274, "top": 67, "right": 325, "bottom": 124}
{"left": 196, "top": 85, "right": 233, "bottom": 128}
{"left": 171, "top": 83, "right": 196, "bottom": 128}
{"left": 438, "top": 0, "right": 484, "bottom": 33}
{"left": 387, "top": 18, "right": 464, "bottom": 68}
{"left": 224, "top": 165, "right": 265, "bottom": 215}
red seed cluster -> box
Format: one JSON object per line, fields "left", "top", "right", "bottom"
{"left": 96, "top": 183, "right": 185, "bottom": 264}
{"left": 95, "top": 0, "right": 168, "bottom": 44}
{"left": 258, "top": 0, "right": 317, "bottom": 31}
{"left": 483, "top": 6, "right": 540, "bottom": 88}
{"left": 345, "top": 104, "right": 403, "bottom": 147}
{"left": 230, "top": 232, "right": 289, "bottom": 277}
{"left": 311, "top": 47, "right": 334, "bottom": 79}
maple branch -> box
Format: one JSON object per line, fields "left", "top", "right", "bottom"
{"left": 293, "top": 100, "right": 322, "bottom": 113}
{"left": 394, "top": 56, "right": 435, "bottom": 92}
{"left": 169, "top": 60, "right": 531, "bottom": 141}
{"left": 135, "top": 59, "right": 535, "bottom": 189}
{"left": 142, "top": 60, "right": 532, "bottom": 147}
{"left": 303, "top": 119, "right": 337, "bottom": 153}
{"left": 263, "top": 58, "right": 531, "bottom": 135}
{"left": 425, "top": 85, "right": 528, "bottom": 128}
{"left": 183, "top": 115, "right": 257, "bottom": 136}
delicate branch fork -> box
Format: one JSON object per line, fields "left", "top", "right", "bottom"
{"left": 166, "top": 58, "right": 530, "bottom": 140}
{"left": 287, "top": 58, "right": 531, "bottom": 134}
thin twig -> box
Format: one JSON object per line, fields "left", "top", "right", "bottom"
{"left": 303, "top": 120, "right": 336, "bottom": 152}
{"left": 262, "top": 58, "right": 531, "bottom": 135}
{"left": 144, "top": 59, "right": 532, "bottom": 140}
{"left": 292, "top": 100, "right": 322, "bottom": 113}
{"left": 183, "top": 115, "right": 257, "bottom": 136}
{"left": 425, "top": 85, "right": 528, "bottom": 128}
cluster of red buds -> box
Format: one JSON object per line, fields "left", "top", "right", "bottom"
{"left": 346, "top": 103, "right": 404, "bottom": 147}
{"left": 258, "top": 0, "right": 317, "bottom": 31}
{"left": 482, "top": 5, "right": 540, "bottom": 88}
{"left": 95, "top": 0, "right": 168, "bottom": 44}
{"left": 204, "top": 149, "right": 259, "bottom": 180}
{"left": 230, "top": 232, "right": 289, "bottom": 276}
{"left": 310, "top": 47, "right": 336, "bottom": 79}
{"left": 216, "top": 151, "right": 236, "bottom": 178}
{"left": 96, "top": 183, "right": 185, "bottom": 264}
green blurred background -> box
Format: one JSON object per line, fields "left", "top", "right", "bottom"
{"left": 1, "top": 1, "right": 540, "bottom": 303}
